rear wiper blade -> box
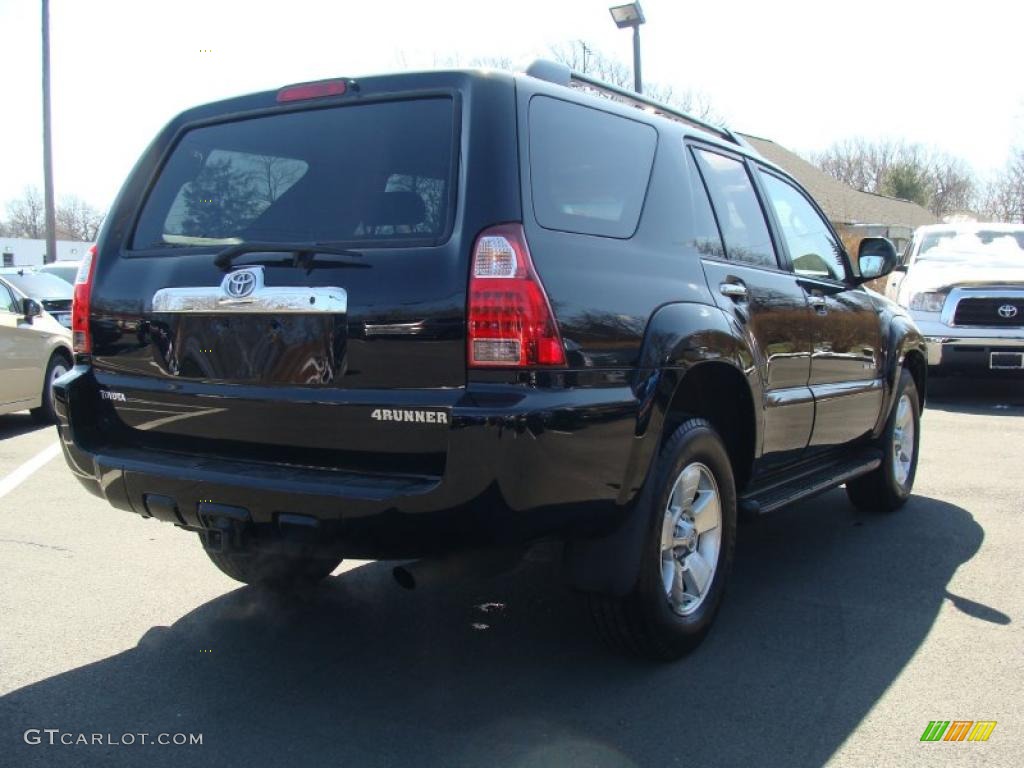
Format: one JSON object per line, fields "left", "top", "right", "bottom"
{"left": 214, "top": 242, "right": 365, "bottom": 270}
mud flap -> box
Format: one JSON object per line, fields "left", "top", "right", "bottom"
{"left": 562, "top": 499, "right": 649, "bottom": 597}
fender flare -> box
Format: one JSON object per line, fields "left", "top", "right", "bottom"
{"left": 564, "top": 302, "right": 761, "bottom": 596}
{"left": 874, "top": 312, "right": 927, "bottom": 436}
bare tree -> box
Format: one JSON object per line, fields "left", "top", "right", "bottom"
{"left": 4, "top": 186, "right": 47, "bottom": 239}
{"left": 550, "top": 40, "right": 721, "bottom": 123}
{"left": 978, "top": 147, "right": 1024, "bottom": 223}
{"left": 1, "top": 187, "right": 105, "bottom": 241}
{"left": 812, "top": 139, "right": 977, "bottom": 218}
{"left": 55, "top": 194, "right": 105, "bottom": 240}
{"left": 930, "top": 156, "right": 977, "bottom": 218}
{"left": 399, "top": 41, "right": 723, "bottom": 125}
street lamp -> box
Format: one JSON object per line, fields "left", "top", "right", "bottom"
{"left": 608, "top": 2, "right": 645, "bottom": 94}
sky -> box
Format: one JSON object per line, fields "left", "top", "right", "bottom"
{"left": 1, "top": 0, "right": 1022, "bottom": 213}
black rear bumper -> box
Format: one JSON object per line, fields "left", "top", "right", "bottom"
{"left": 54, "top": 367, "right": 649, "bottom": 559}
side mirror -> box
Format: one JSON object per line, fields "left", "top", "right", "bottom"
{"left": 857, "top": 237, "right": 898, "bottom": 282}
{"left": 22, "top": 298, "right": 42, "bottom": 321}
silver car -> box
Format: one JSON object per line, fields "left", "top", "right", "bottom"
{"left": 0, "top": 274, "right": 74, "bottom": 423}
{"left": 887, "top": 223, "right": 1024, "bottom": 373}
{"left": 38, "top": 259, "right": 83, "bottom": 285}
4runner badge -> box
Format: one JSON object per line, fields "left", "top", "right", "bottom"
{"left": 371, "top": 409, "right": 448, "bottom": 425}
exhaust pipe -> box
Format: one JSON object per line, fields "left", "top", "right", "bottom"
{"left": 392, "top": 548, "right": 523, "bottom": 591}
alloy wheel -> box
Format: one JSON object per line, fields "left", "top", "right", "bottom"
{"left": 660, "top": 462, "right": 722, "bottom": 616}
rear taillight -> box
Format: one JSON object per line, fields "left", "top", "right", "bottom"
{"left": 467, "top": 224, "right": 566, "bottom": 368}
{"left": 72, "top": 244, "right": 97, "bottom": 354}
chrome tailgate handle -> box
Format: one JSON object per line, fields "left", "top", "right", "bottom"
{"left": 719, "top": 282, "right": 748, "bottom": 299}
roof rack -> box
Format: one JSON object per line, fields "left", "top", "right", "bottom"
{"left": 524, "top": 59, "right": 742, "bottom": 147}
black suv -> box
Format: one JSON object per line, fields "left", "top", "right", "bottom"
{"left": 56, "top": 61, "right": 925, "bottom": 659}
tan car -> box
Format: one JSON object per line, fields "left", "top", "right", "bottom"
{"left": 0, "top": 275, "right": 74, "bottom": 423}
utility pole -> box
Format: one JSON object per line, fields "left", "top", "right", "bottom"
{"left": 42, "top": 0, "right": 58, "bottom": 264}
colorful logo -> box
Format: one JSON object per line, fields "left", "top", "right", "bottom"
{"left": 920, "top": 720, "right": 997, "bottom": 742}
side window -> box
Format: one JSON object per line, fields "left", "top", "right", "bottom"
{"left": 759, "top": 171, "right": 846, "bottom": 281}
{"left": 684, "top": 152, "right": 725, "bottom": 259}
{"left": 0, "top": 283, "right": 18, "bottom": 314}
{"left": 901, "top": 237, "right": 915, "bottom": 265}
{"left": 530, "top": 96, "right": 657, "bottom": 238}
{"left": 693, "top": 149, "right": 777, "bottom": 268}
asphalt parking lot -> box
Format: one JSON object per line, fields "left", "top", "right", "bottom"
{"left": 1, "top": 377, "right": 1022, "bottom": 767}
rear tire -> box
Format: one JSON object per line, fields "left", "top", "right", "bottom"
{"left": 204, "top": 544, "right": 342, "bottom": 590}
{"left": 846, "top": 368, "right": 920, "bottom": 512}
{"left": 588, "top": 418, "right": 737, "bottom": 661}
{"left": 30, "top": 350, "right": 71, "bottom": 425}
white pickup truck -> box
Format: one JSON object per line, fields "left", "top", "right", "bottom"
{"left": 887, "top": 223, "right": 1024, "bottom": 374}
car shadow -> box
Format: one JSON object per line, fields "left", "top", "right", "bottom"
{"left": 1, "top": 490, "right": 993, "bottom": 767}
{"left": 927, "top": 375, "right": 1024, "bottom": 416}
{"left": 0, "top": 412, "right": 49, "bottom": 441}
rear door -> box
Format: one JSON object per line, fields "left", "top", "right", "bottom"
{"left": 0, "top": 280, "right": 40, "bottom": 405}
{"left": 690, "top": 146, "right": 814, "bottom": 469}
{"left": 89, "top": 84, "right": 516, "bottom": 476}
{"left": 755, "top": 168, "right": 884, "bottom": 450}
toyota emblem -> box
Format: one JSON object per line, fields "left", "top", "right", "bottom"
{"left": 223, "top": 269, "right": 258, "bottom": 299}
{"left": 998, "top": 304, "right": 1019, "bottom": 319}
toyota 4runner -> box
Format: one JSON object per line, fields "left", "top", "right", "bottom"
{"left": 56, "top": 61, "right": 926, "bottom": 659}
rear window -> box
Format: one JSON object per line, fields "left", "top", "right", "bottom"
{"left": 529, "top": 96, "right": 657, "bottom": 238}
{"left": 132, "top": 98, "right": 456, "bottom": 250}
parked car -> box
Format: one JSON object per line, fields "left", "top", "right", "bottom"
{"left": 886, "top": 223, "right": 1024, "bottom": 374}
{"left": 39, "top": 260, "right": 84, "bottom": 285}
{"left": 0, "top": 268, "right": 74, "bottom": 329}
{"left": 0, "top": 274, "right": 74, "bottom": 423}
{"left": 55, "top": 61, "right": 925, "bottom": 659}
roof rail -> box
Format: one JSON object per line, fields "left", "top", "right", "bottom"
{"left": 524, "top": 59, "right": 741, "bottom": 147}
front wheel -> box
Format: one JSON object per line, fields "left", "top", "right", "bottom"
{"left": 588, "top": 418, "right": 737, "bottom": 660}
{"left": 846, "top": 368, "right": 921, "bottom": 512}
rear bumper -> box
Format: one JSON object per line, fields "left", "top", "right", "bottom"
{"left": 54, "top": 368, "right": 648, "bottom": 558}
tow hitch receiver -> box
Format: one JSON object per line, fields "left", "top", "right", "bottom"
{"left": 198, "top": 503, "right": 252, "bottom": 553}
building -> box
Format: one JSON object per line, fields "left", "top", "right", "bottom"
{"left": 0, "top": 237, "right": 93, "bottom": 267}
{"left": 739, "top": 133, "right": 939, "bottom": 256}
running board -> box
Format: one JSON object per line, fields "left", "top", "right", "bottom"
{"left": 739, "top": 449, "right": 883, "bottom": 516}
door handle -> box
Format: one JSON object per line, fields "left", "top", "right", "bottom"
{"left": 807, "top": 295, "right": 827, "bottom": 314}
{"left": 719, "top": 282, "right": 748, "bottom": 300}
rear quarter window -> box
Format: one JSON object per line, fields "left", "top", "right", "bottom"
{"left": 132, "top": 97, "right": 456, "bottom": 250}
{"left": 529, "top": 96, "right": 657, "bottom": 238}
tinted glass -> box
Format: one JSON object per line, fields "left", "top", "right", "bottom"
{"left": 685, "top": 152, "right": 725, "bottom": 259}
{"left": 0, "top": 270, "right": 73, "bottom": 300}
{"left": 133, "top": 98, "right": 455, "bottom": 249}
{"left": 694, "top": 149, "right": 777, "bottom": 268}
{"left": 759, "top": 172, "right": 846, "bottom": 280}
{"left": 530, "top": 96, "right": 657, "bottom": 238}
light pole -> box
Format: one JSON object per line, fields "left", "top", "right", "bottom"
{"left": 609, "top": 3, "right": 646, "bottom": 94}
{"left": 42, "top": 0, "right": 57, "bottom": 264}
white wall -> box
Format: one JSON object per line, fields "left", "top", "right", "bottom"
{"left": 0, "top": 238, "right": 93, "bottom": 267}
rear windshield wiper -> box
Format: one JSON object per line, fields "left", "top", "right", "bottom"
{"left": 214, "top": 242, "right": 365, "bottom": 270}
